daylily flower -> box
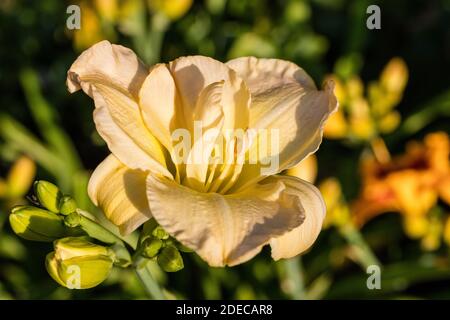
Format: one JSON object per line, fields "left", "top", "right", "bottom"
{"left": 67, "top": 40, "right": 337, "bottom": 266}
{"left": 0, "top": 155, "right": 35, "bottom": 204}
{"left": 324, "top": 57, "right": 407, "bottom": 142}
{"left": 352, "top": 132, "right": 450, "bottom": 238}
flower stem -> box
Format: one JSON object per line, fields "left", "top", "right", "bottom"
{"left": 73, "top": 211, "right": 123, "bottom": 245}
{"left": 339, "top": 223, "right": 381, "bottom": 269}
{"left": 134, "top": 256, "right": 166, "bottom": 299}
{"left": 283, "top": 257, "right": 306, "bottom": 300}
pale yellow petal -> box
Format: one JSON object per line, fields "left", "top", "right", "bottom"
{"left": 146, "top": 174, "right": 303, "bottom": 267}
{"left": 226, "top": 56, "right": 316, "bottom": 97}
{"left": 67, "top": 41, "right": 170, "bottom": 176}
{"left": 169, "top": 56, "right": 250, "bottom": 130}
{"left": 226, "top": 57, "right": 337, "bottom": 191}
{"left": 67, "top": 40, "right": 147, "bottom": 99}
{"left": 139, "top": 63, "right": 184, "bottom": 150}
{"left": 184, "top": 81, "right": 224, "bottom": 191}
{"left": 92, "top": 85, "right": 170, "bottom": 176}
{"left": 265, "top": 175, "right": 326, "bottom": 260}
{"left": 88, "top": 154, "right": 151, "bottom": 235}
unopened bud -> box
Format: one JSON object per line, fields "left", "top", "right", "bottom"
{"left": 157, "top": 245, "right": 184, "bottom": 272}
{"left": 142, "top": 237, "right": 163, "bottom": 258}
{"left": 152, "top": 226, "right": 169, "bottom": 240}
{"left": 45, "top": 237, "right": 114, "bottom": 289}
{"left": 9, "top": 206, "right": 66, "bottom": 242}
{"left": 59, "top": 196, "right": 77, "bottom": 215}
{"left": 64, "top": 212, "right": 81, "bottom": 227}
{"left": 34, "top": 180, "right": 62, "bottom": 213}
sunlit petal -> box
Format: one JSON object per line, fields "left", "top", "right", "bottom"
{"left": 169, "top": 56, "right": 250, "bottom": 131}
{"left": 88, "top": 154, "right": 151, "bottom": 235}
{"left": 67, "top": 40, "right": 170, "bottom": 176}
{"left": 146, "top": 174, "right": 304, "bottom": 266}
{"left": 265, "top": 175, "right": 326, "bottom": 260}
{"left": 227, "top": 57, "right": 337, "bottom": 191}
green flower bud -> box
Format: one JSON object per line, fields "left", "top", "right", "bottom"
{"left": 142, "top": 237, "right": 163, "bottom": 258}
{"left": 9, "top": 206, "right": 67, "bottom": 242}
{"left": 59, "top": 195, "right": 77, "bottom": 215}
{"left": 45, "top": 237, "right": 114, "bottom": 289}
{"left": 34, "top": 180, "right": 62, "bottom": 213}
{"left": 64, "top": 211, "right": 81, "bottom": 227}
{"left": 157, "top": 245, "right": 184, "bottom": 272}
{"left": 152, "top": 226, "right": 169, "bottom": 240}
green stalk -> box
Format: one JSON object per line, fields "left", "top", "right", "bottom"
{"left": 339, "top": 223, "right": 381, "bottom": 269}
{"left": 65, "top": 211, "right": 122, "bottom": 245}
{"left": 134, "top": 256, "right": 166, "bottom": 299}
{"left": 283, "top": 257, "right": 306, "bottom": 300}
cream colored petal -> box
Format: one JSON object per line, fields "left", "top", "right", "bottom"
{"left": 92, "top": 86, "right": 171, "bottom": 176}
{"left": 226, "top": 56, "right": 316, "bottom": 97}
{"left": 139, "top": 63, "right": 184, "bottom": 150}
{"left": 146, "top": 174, "right": 303, "bottom": 267}
{"left": 67, "top": 41, "right": 170, "bottom": 176}
{"left": 265, "top": 175, "right": 326, "bottom": 260}
{"left": 67, "top": 40, "right": 148, "bottom": 99}
{"left": 184, "top": 81, "right": 224, "bottom": 191}
{"left": 169, "top": 56, "right": 250, "bottom": 130}
{"left": 226, "top": 57, "right": 337, "bottom": 191}
{"left": 88, "top": 154, "right": 151, "bottom": 235}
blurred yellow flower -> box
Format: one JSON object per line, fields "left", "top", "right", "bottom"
{"left": 284, "top": 154, "right": 317, "bottom": 183}
{"left": 352, "top": 132, "right": 450, "bottom": 243}
{"left": 67, "top": 41, "right": 337, "bottom": 266}
{"left": 148, "top": 0, "right": 193, "bottom": 20}
{"left": 94, "top": 0, "right": 118, "bottom": 22}
{"left": 0, "top": 155, "right": 36, "bottom": 200}
{"left": 70, "top": 0, "right": 193, "bottom": 51}
{"left": 71, "top": 0, "right": 117, "bottom": 51}
{"left": 319, "top": 178, "right": 350, "bottom": 229}
{"left": 324, "top": 57, "right": 408, "bottom": 141}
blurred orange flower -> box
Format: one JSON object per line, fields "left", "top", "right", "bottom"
{"left": 353, "top": 132, "right": 450, "bottom": 235}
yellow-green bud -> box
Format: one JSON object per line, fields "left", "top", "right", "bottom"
{"left": 157, "top": 245, "right": 184, "bottom": 272}
{"left": 9, "top": 206, "right": 66, "bottom": 242}
{"left": 45, "top": 237, "right": 114, "bottom": 289}
{"left": 142, "top": 237, "right": 163, "bottom": 258}
{"left": 64, "top": 212, "right": 81, "bottom": 228}
{"left": 59, "top": 196, "right": 77, "bottom": 215}
{"left": 34, "top": 180, "right": 62, "bottom": 213}
{"left": 152, "top": 226, "right": 169, "bottom": 240}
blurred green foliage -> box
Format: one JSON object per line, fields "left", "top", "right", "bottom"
{"left": 0, "top": 0, "right": 449, "bottom": 299}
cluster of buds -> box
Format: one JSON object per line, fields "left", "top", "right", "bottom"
{"left": 138, "top": 219, "right": 190, "bottom": 272}
{"left": 9, "top": 180, "right": 188, "bottom": 290}
{"left": 9, "top": 181, "right": 82, "bottom": 242}
{"left": 9, "top": 181, "right": 116, "bottom": 289}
